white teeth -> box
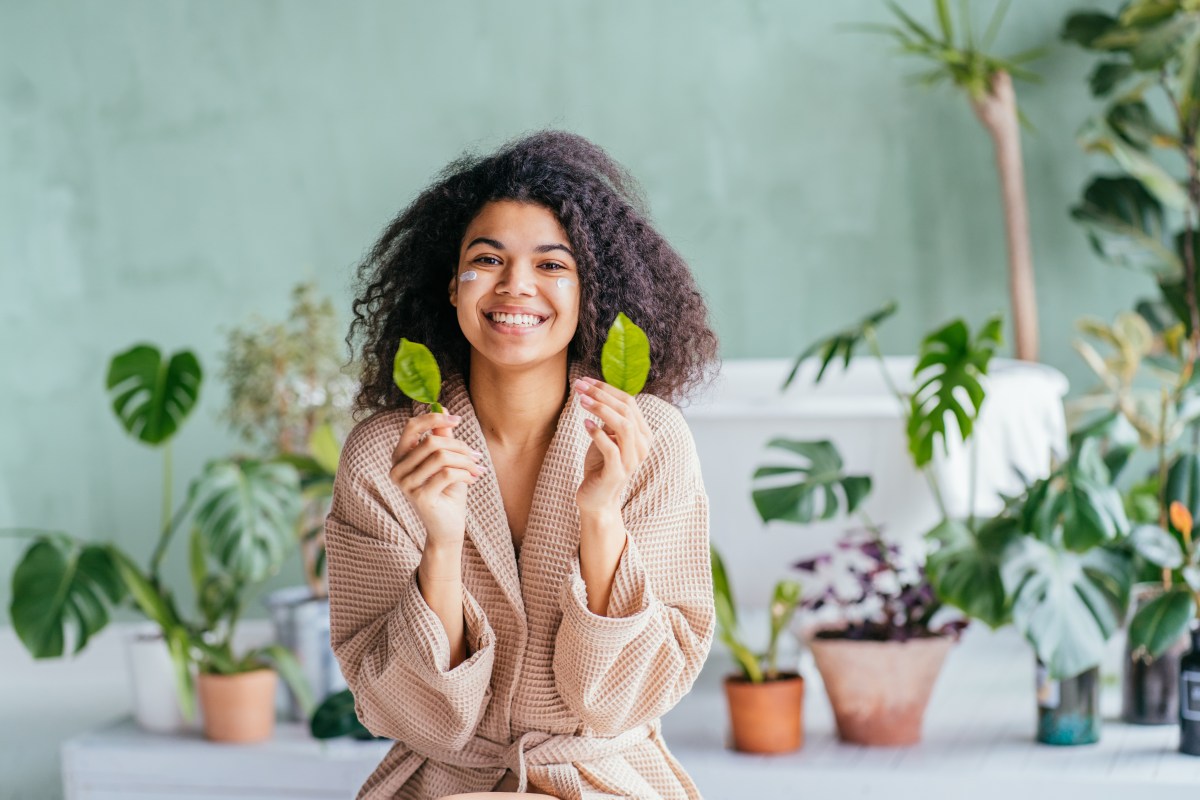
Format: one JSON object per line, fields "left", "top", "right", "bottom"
{"left": 488, "top": 312, "right": 544, "bottom": 327}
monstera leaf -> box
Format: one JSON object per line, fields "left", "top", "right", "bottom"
{"left": 907, "top": 315, "right": 1002, "bottom": 468}
{"left": 783, "top": 301, "right": 897, "bottom": 389}
{"left": 751, "top": 439, "right": 871, "bottom": 524}
{"left": 105, "top": 344, "right": 203, "bottom": 446}
{"left": 190, "top": 459, "right": 301, "bottom": 583}
{"left": 1070, "top": 176, "right": 1179, "bottom": 278}
{"left": 1001, "top": 536, "right": 1133, "bottom": 679}
{"left": 9, "top": 536, "right": 126, "bottom": 658}
{"left": 925, "top": 517, "right": 1015, "bottom": 629}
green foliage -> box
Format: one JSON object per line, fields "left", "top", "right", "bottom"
{"left": 710, "top": 546, "right": 801, "bottom": 683}
{"left": 869, "top": 0, "right": 1043, "bottom": 99}
{"left": 601, "top": 312, "right": 651, "bottom": 395}
{"left": 906, "top": 315, "right": 1003, "bottom": 467}
{"left": 106, "top": 345, "right": 202, "bottom": 447}
{"left": 924, "top": 517, "right": 1014, "bottom": 629}
{"left": 310, "top": 689, "right": 384, "bottom": 740}
{"left": 220, "top": 282, "right": 350, "bottom": 455}
{"left": 782, "top": 301, "right": 896, "bottom": 389}
{"left": 392, "top": 338, "right": 444, "bottom": 412}
{"left": 751, "top": 439, "right": 871, "bottom": 524}
{"left": 9, "top": 538, "right": 126, "bottom": 659}
{"left": 1129, "top": 585, "right": 1196, "bottom": 659}
{"left": 1070, "top": 176, "right": 1180, "bottom": 279}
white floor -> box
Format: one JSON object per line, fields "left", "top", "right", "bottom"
{"left": 4, "top": 621, "right": 1198, "bottom": 799}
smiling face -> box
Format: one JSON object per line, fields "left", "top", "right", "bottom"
{"left": 449, "top": 200, "right": 582, "bottom": 373}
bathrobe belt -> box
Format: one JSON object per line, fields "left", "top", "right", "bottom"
{"left": 410, "top": 721, "right": 659, "bottom": 793}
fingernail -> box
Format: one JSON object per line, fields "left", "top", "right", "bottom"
{"left": 579, "top": 395, "right": 594, "bottom": 406}
{"left": 449, "top": 414, "right": 462, "bottom": 421}
{"left": 573, "top": 379, "right": 589, "bottom": 391}
{"left": 584, "top": 418, "right": 596, "bottom": 429}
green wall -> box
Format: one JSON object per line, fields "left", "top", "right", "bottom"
{"left": 0, "top": 0, "right": 1136, "bottom": 624}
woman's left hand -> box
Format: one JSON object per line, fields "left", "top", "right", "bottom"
{"left": 573, "top": 376, "right": 651, "bottom": 516}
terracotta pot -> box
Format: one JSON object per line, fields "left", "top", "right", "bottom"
{"left": 722, "top": 672, "right": 805, "bottom": 753}
{"left": 808, "top": 635, "right": 953, "bottom": 746}
{"left": 197, "top": 669, "right": 278, "bottom": 743}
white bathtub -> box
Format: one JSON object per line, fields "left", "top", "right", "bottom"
{"left": 681, "top": 357, "right": 1069, "bottom": 612}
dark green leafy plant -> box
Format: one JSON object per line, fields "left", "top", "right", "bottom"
{"left": 310, "top": 689, "right": 386, "bottom": 740}
{"left": 752, "top": 440, "right": 871, "bottom": 524}
{"left": 710, "top": 546, "right": 801, "bottom": 683}
{"left": 1126, "top": 501, "right": 1200, "bottom": 659}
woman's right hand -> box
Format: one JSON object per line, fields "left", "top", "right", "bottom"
{"left": 389, "top": 412, "right": 486, "bottom": 549}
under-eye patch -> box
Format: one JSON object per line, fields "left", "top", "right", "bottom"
{"left": 460, "top": 271, "right": 478, "bottom": 282}
{"left": 556, "top": 277, "right": 575, "bottom": 289}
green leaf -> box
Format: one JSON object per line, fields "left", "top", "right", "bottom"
{"left": 710, "top": 546, "right": 762, "bottom": 683}
{"left": 934, "top": 0, "right": 953, "bottom": 43}
{"left": 710, "top": 545, "right": 738, "bottom": 631}
{"left": 9, "top": 538, "right": 125, "bottom": 658}
{"left": 392, "top": 339, "right": 442, "bottom": 409}
{"left": 188, "top": 526, "right": 207, "bottom": 595}
{"left": 1089, "top": 62, "right": 1135, "bottom": 96}
{"left": 1120, "top": 0, "right": 1184, "bottom": 29}
{"left": 751, "top": 439, "right": 872, "bottom": 524}
{"left": 1128, "top": 586, "right": 1195, "bottom": 659}
{"left": 1070, "top": 176, "right": 1171, "bottom": 280}
{"left": 1107, "top": 100, "right": 1173, "bottom": 151}
{"left": 1078, "top": 119, "right": 1189, "bottom": 211}
{"left": 108, "top": 547, "right": 179, "bottom": 629}
{"left": 1129, "top": 523, "right": 1186, "bottom": 568}
{"left": 310, "top": 689, "right": 380, "bottom": 740}
{"left": 105, "top": 345, "right": 203, "bottom": 446}
{"left": 1001, "top": 538, "right": 1133, "bottom": 679}
{"left": 1166, "top": 452, "right": 1200, "bottom": 523}
{"left": 906, "top": 315, "right": 1002, "bottom": 467}
{"left": 190, "top": 459, "right": 301, "bottom": 583}
{"left": 307, "top": 423, "right": 341, "bottom": 476}
{"left": 1127, "top": 13, "right": 1200, "bottom": 70}
{"left": 784, "top": 301, "right": 897, "bottom": 389}
{"left": 924, "top": 518, "right": 1013, "bottom": 628}
{"left": 259, "top": 643, "right": 316, "bottom": 718}
{"left": 600, "top": 312, "right": 651, "bottom": 395}
{"left": 164, "top": 626, "right": 197, "bottom": 722}
{"left": 1060, "top": 12, "right": 1119, "bottom": 48}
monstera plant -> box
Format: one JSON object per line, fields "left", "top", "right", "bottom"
{"left": 5, "top": 343, "right": 310, "bottom": 727}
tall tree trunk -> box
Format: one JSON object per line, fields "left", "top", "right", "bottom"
{"left": 971, "top": 70, "right": 1039, "bottom": 362}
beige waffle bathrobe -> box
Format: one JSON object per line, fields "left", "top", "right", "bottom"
{"left": 325, "top": 361, "right": 714, "bottom": 800}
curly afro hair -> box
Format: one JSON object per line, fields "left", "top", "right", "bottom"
{"left": 348, "top": 130, "right": 719, "bottom": 416}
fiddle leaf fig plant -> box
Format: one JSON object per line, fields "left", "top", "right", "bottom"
{"left": 393, "top": 338, "right": 444, "bottom": 412}
{"left": 601, "top": 312, "right": 651, "bottom": 395}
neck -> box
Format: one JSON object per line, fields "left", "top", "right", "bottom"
{"left": 468, "top": 353, "right": 570, "bottom": 451}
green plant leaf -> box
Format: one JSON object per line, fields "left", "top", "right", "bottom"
{"left": 190, "top": 459, "right": 301, "bottom": 583}
{"left": 106, "top": 345, "right": 203, "bottom": 446}
{"left": 310, "top": 689, "right": 381, "bottom": 740}
{"left": 1126, "top": 13, "right": 1200, "bottom": 70}
{"left": 1089, "top": 61, "right": 1136, "bottom": 96}
{"left": 392, "top": 339, "right": 443, "bottom": 411}
{"left": 1060, "top": 12, "right": 1119, "bottom": 48}
{"left": 1128, "top": 585, "right": 1195, "bottom": 659}
{"left": 107, "top": 546, "right": 179, "bottom": 629}
{"left": 601, "top": 312, "right": 651, "bottom": 395}
{"left": 906, "top": 315, "right": 1002, "bottom": 467}
{"left": 1070, "top": 177, "right": 1180, "bottom": 280}
{"left": 1001, "top": 538, "right": 1133, "bottom": 679}
{"left": 308, "top": 423, "right": 341, "bottom": 476}
{"left": 925, "top": 517, "right": 1014, "bottom": 628}
{"left": 751, "top": 439, "right": 872, "bottom": 524}
{"left": 258, "top": 643, "right": 316, "bottom": 717}
{"left": 1078, "top": 119, "right": 1189, "bottom": 210}
{"left": 1120, "top": 0, "right": 1184, "bottom": 29}
{"left": 164, "top": 625, "right": 197, "bottom": 722}
{"left": 783, "top": 301, "right": 897, "bottom": 389}
{"left": 9, "top": 537, "right": 125, "bottom": 658}
{"left": 709, "top": 546, "right": 763, "bottom": 682}
{"left": 1129, "top": 523, "right": 1186, "bottom": 568}
{"left": 1167, "top": 452, "right": 1200, "bottom": 523}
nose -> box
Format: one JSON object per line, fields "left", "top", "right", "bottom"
{"left": 496, "top": 262, "right": 537, "bottom": 296}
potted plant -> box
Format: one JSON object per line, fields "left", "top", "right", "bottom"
{"left": 219, "top": 281, "right": 355, "bottom": 719}
{"left": 868, "top": 0, "right": 1044, "bottom": 360}
{"left": 709, "top": 546, "right": 803, "bottom": 754}
{"left": 751, "top": 436, "right": 965, "bottom": 746}
{"left": 6, "top": 343, "right": 206, "bottom": 732}
{"left": 1058, "top": 1, "right": 1200, "bottom": 726}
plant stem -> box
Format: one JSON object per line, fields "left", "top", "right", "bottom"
{"left": 971, "top": 70, "right": 1039, "bottom": 361}
{"left": 162, "top": 442, "right": 172, "bottom": 544}
{"left": 1162, "top": 71, "right": 1200, "bottom": 373}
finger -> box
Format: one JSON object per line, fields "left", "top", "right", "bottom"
{"left": 394, "top": 427, "right": 479, "bottom": 469}
{"left": 584, "top": 418, "right": 622, "bottom": 469}
{"left": 578, "top": 376, "right": 633, "bottom": 406}
{"left": 397, "top": 450, "right": 486, "bottom": 491}
{"left": 578, "top": 393, "right": 633, "bottom": 442}
{"left": 398, "top": 417, "right": 463, "bottom": 460}
{"left": 422, "top": 466, "right": 476, "bottom": 496}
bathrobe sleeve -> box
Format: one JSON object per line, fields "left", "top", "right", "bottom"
{"left": 324, "top": 414, "right": 497, "bottom": 752}
{"left": 553, "top": 399, "right": 715, "bottom": 736}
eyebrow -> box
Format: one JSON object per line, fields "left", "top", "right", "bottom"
{"left": 465, "top": 237, "right": 575, "bottom": 259}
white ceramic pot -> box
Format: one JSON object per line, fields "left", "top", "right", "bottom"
{"left": 123, "top": 622, "right": 198, "bottom": 733}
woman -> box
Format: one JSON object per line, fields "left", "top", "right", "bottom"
{"left": 326, "top": 131, "right": 719, "bottom": 800}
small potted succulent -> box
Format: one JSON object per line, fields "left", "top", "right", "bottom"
{"left": 710, "top": 546, "right": 804, "bottom": 754}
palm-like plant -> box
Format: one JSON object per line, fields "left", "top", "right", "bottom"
{"left": 865, "top": 0, "right": 1044, "bottom": 360}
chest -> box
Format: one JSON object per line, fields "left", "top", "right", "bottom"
{"left": 487, "top": 445, "right": 551, "bottom": 551}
